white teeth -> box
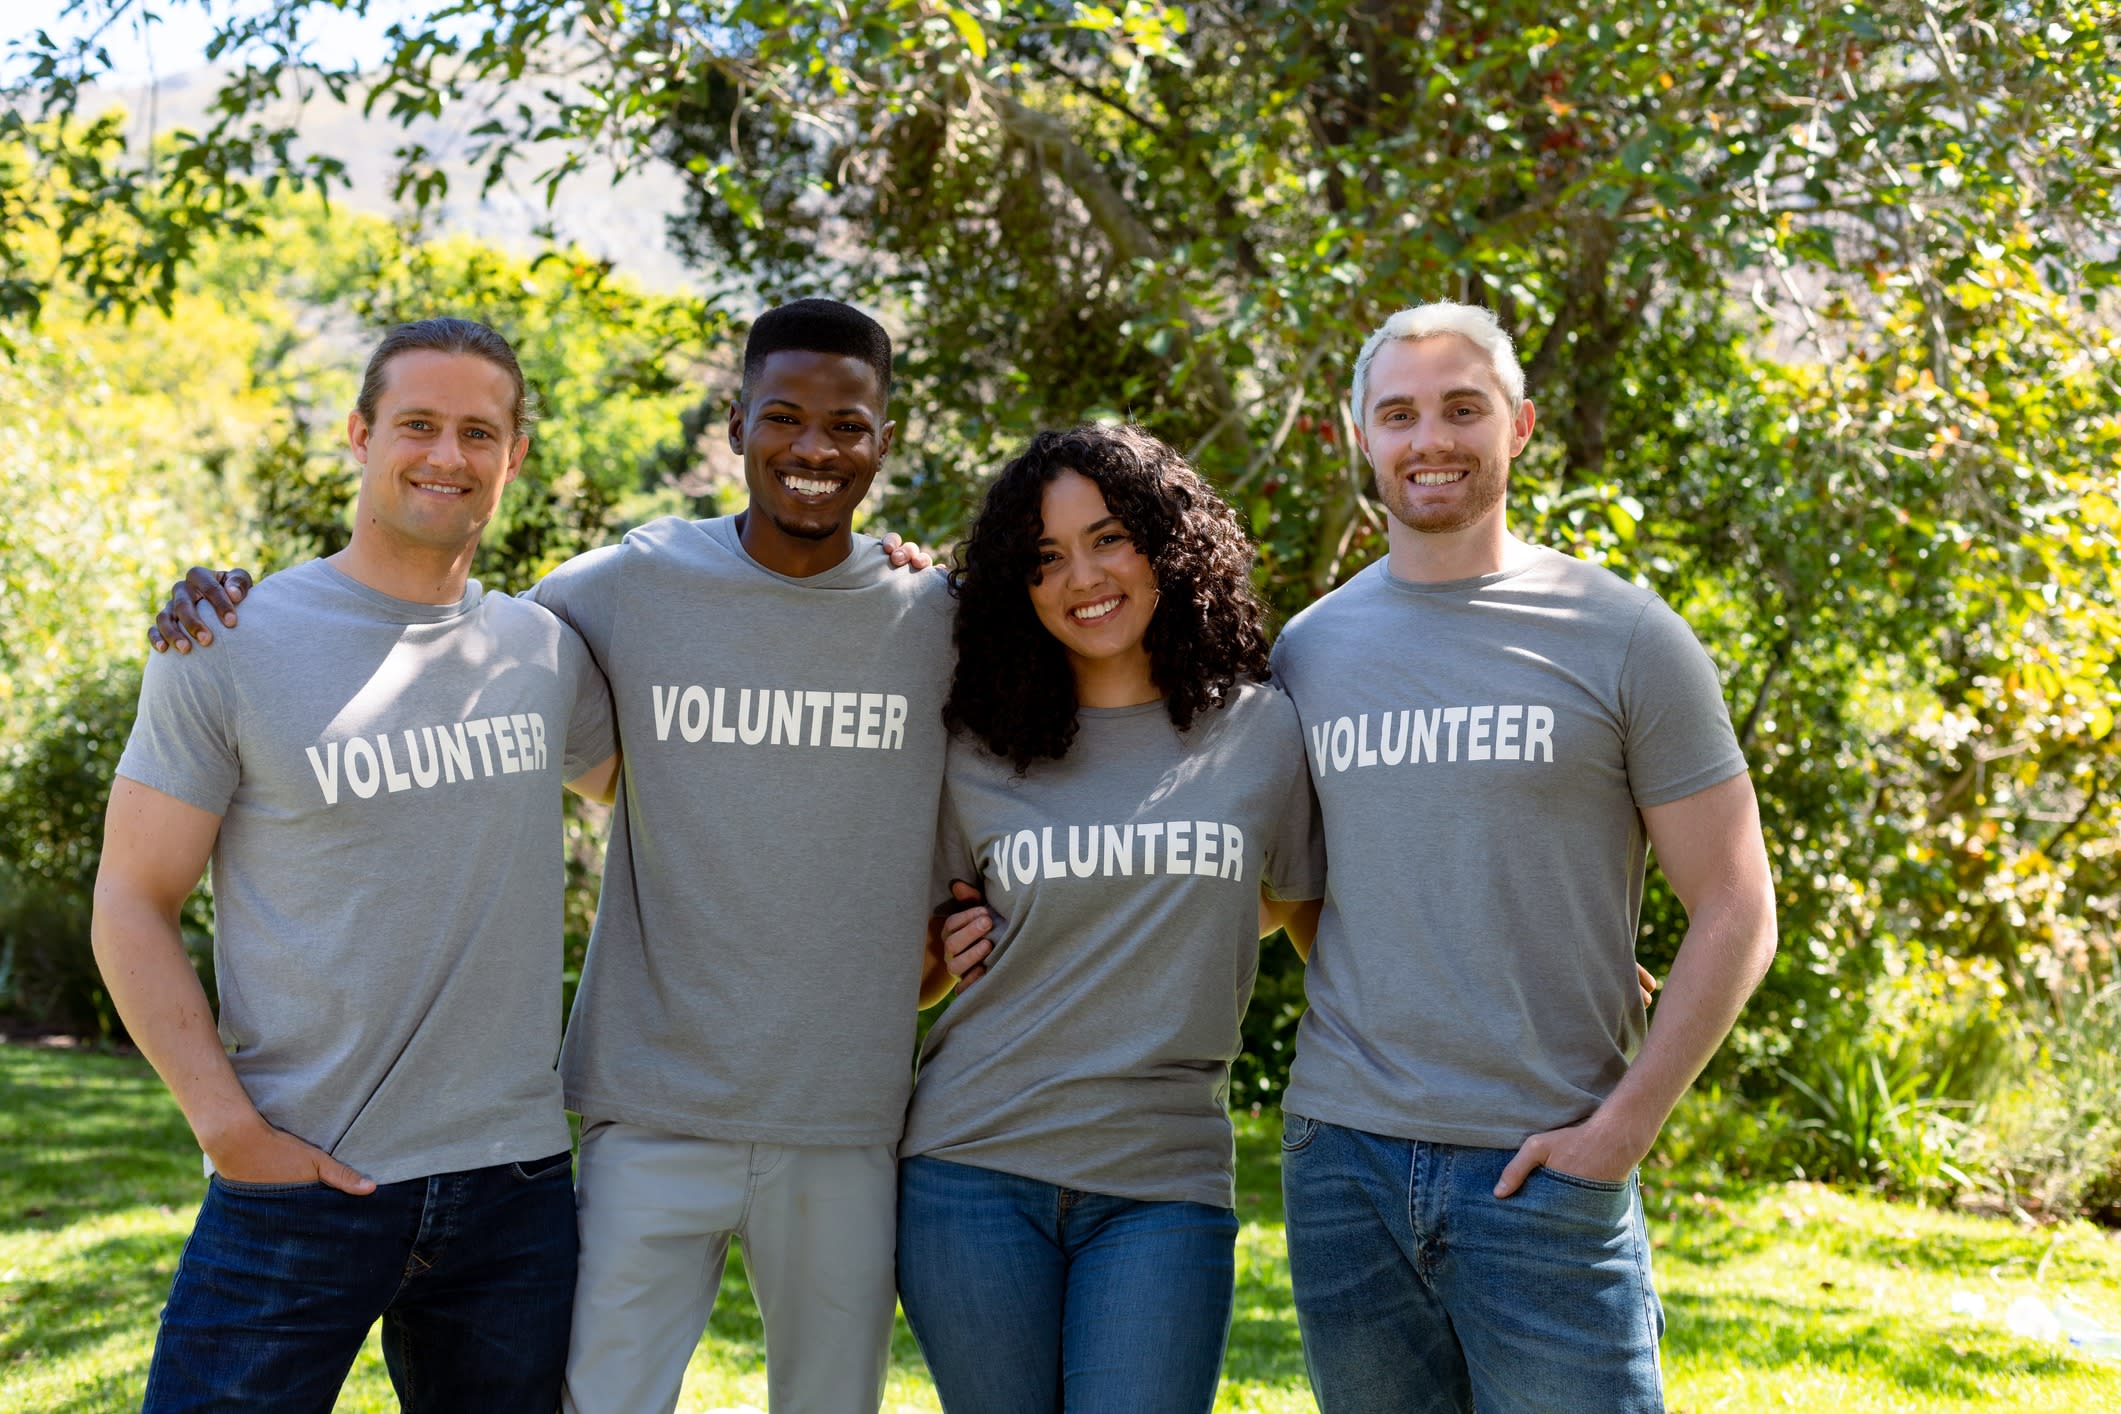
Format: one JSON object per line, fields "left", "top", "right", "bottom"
{"left": 1411, "top": 470, "right": 1466, "bottom": 485}
{"left": 780, "top": 474, "right": 838, "bottom": 497}
{"left": 1072, "top": 598, "right": 1122, "bottom": 621}
{"left": 416, "top": 483, "right": 468, "bottom": 495}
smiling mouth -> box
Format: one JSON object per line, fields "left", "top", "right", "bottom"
{"left": 777, "top": 471, "right": 843, "bottom": 501}
{"left": 1071, "top": 596, "right": 1124, "bottom": 623}
{"left": 1408, "top": 468, "right": 1470, "bottom": 486}
{"left": 413, "top": 480, "right": 471, "bottom": 496}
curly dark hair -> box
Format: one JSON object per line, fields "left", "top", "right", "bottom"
{"left": 944, "top": 424, "right": 1273, "bottom": 770}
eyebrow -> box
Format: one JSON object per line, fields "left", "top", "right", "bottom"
{"left": 395, "top": 406, "right": 503, "bottom": 428}
{"left": 759, "top": 397, "right": 874, "bottom": 417}
{"left": 1036, "top": 516, "right": 1125, "bottom": 545}
{"left": 1372, "top": 387, "right": 1496, "bottom": 414}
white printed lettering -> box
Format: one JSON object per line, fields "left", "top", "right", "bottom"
{"left": 1526, "top": 705, "right": 1555, "bottom": 762}
{"left": 439, "top": 723, "right": 473, "bottom": 783}
{"left": 1102, "top": 823, "right": 1134, "bottom": 876}
{"left": 1194, "top": 820, "right": 1219, "bottom": 876}
{"left": 404, "top": 726, "right": 441, "bottom": 789}
{"left": 345, "top": 737, "right": 381, "bottom": 799}
{"left": 305, "top": 742, "right": 340, "bottom": 805}
{"left": 709, "top": 687, "right": 737, "bottom": 744}
{"left": 856, "top": 692, "right": 883, "bottom": 749}
{"left": 1221, "top": 822, "right": 1245, "bottom": 880}
{"left": 1495, "top": 704, "right": 1523, "bottom": 760}
{"left": 737, "top": 689, "right": 769, "bottom": 746}
{"left": 1467, "top": 704, "right": 1494, "bottom": 761}
{"left": 678, "top": 686, "right": 709, "bottom": 743}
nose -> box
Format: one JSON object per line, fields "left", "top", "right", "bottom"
{"left": 791, "top": 420, "right": 838, "bottom": 464}
{"left": 427, "top": 430, "right": 470, "bottom": 472}
{"left": 1408, "top": 413, "right": 1458, "bottom": 457}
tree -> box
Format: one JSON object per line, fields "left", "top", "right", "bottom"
{"left": 7, "top": 0, "right": 2120, "bottom": 1103}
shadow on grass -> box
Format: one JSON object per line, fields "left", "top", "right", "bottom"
{"left": 0, "top": 1226, "right": 177, "bottom": 1405}
{"left": 1664, "top": 1287, "right": 2079, "bottom": 1395}
{"left": 1, "top": 1045, "right": 200, "bottom": 1233}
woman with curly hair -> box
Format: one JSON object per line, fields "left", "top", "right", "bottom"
{"left": 895, "top": 423, "right": 1324, "bottom": 1412}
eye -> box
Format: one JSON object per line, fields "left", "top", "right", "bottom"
{"left": 836, "top": 422, "right": 871, "bottom": 435}
{"left": 1096, "top": 531, "right": 1131, "bottom": 548}
{"left": 1035, "top": 549, "right": 1061, "bottom": 566}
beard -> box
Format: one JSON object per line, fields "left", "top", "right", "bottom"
{"left": 1375, "top": 453, "right": 1506, "bottom": 536}
{"left": 767, "top": 509, "right": 840, "bottom": 541}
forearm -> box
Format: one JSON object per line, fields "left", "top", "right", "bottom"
{"left": 1593, "top": 892, "right": 1776, "bottom": 1150}
{"left": 917, "top": 915, "right": 956, "bottom": 1008}
{"left": 1270, "top": 896, "right": 1322, "bottom": 961}
{"left": 90, "top": 891, "right": 261, "bottom": 1152}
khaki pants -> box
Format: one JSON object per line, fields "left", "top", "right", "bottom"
{"left": 561, "top": 1119, "right": 898, "bottom": 1414}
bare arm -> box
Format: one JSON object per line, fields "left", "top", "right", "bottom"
{"left": 1495, "top": 771, "right": 1776, "bottom": 1195}
{"left": 1259, "top": 894, "right": 1323, "bottom": 961}
{"left": 566, "top": 751, "right": 622, "bottom": 804}
{"left": 92, "top": 778, "right": 375, "bottom": 1193}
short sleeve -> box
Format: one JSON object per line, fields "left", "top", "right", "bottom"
{"left": 558, "top": 627, "right": 619, "bottom": 779}
{"left": 927, "top": 762, "right": 983, "bottom": 912}
{"left": 1617, "top": 598, "right": 1749, "bottom": 808}
{"left": 1260, "top": 699, "right": 1327, "bottom": 901}
{"left": 526, "top": 543, "right": 626, "bottom": 665}
{"left": 114, "top": 646, "right": 241, "bottom": 816}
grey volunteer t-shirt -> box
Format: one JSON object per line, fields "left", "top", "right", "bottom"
{"left": 900, "top": 683, "right": 1324, "bottom": 1208}
{"left": 1271, "top": 545, "right": 1747, "bottom": 1149}
{"left": 115, "top": 558, "right": 618, "bottom": 1187}
{"left": 530, "top": 516, "right": 954, "bottom": 1145}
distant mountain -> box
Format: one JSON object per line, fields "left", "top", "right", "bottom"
{"left": 89, "top": 63, "right": 703, "bottom": 293}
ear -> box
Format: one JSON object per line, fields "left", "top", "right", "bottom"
{"left": 504, "top": 432, "right": 530, "bottom": 485}
{"left": 1349, "top": 402, "right": 1372, "bottom": 465}
{"left": 878, "top": 417, "right": 896, "bottom": 463}
{"left": 348, "top": 411, "right": 372, "bottom": 464}
{"left": 1511, "top": 399, "right": 1537, "bottom": 457}
{"left": 727, "top": 399, "right": 745, "bottom": 456}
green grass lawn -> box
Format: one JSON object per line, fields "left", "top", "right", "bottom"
{"left": 5, "top": 1041, "right": 2119, "bottom": 1412}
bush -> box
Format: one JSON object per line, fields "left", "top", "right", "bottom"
{"left": 1973, "top": 978, "right": 2121, "bottom": 1222}
{"left": 0, "top": 666, "right": 214, "bottom": 1036}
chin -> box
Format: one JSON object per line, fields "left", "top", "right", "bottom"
{"left": 768, "top": 509, "right": 842, "bottom": 542}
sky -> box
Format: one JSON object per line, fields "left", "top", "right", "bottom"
{"left": 8, "top": 1, "right": 417, "bottom": 86}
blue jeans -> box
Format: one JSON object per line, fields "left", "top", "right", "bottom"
{"left": 896, "top": 1156, "right": 1239, "bottom": 1413}
{"left": 143, "top": 1152, "right": 578, "bottom": 1414}
{"left": 1281, "top": 1115, "right": 1664, "bottom": 1414}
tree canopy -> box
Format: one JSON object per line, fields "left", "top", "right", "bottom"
{"left": 5, "top": 0, "right": 2120, "bottom": 1200}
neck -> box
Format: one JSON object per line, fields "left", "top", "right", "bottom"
{"left": 735, "top": 510, "right": 854, "bottom": 579}
{"left": 1384, "top": 515, "right": 1518, "bottom": 583}
{"left": 1071, "top": 650, "right": 1160, "bottom": 710}
{"left": 330, "top": 528, "right": 477, "bottom": 605}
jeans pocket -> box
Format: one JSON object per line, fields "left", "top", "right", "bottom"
{"left": 1537, "top": 1165, "right": 1633, "bottom": 1194}
{"left": 510, "top": 1151, "right": 575, "bottom": 1184}
{"left": 210, "top": 1174, "right": 328, "bottom": 1195}
{"left": 1280, "top": 1112, "right": 1320, "bottom": 1153}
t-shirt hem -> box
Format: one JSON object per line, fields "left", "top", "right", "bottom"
{"left": 899, "top": 1148, "right": 1233, "bottom": 1210}
{"left": 330, "top": 1135, "right": 575, "bottom": 1189}
{"left": 1283, "top": 1097, "right": 1543, "bottom": 1151}
{"left": 112, "top": 764, "right": 232, "bottom": 820}
{"left": 567, "top": 1091, "right": 903, "bottom": 1147}
{"left": 1633, "top": 754, "right": 1749, "bottom": 809}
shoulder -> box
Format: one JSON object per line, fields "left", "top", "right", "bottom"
{"left": 1524, "top": 544, "right": 1658, "bottom": 611}
{"left": 1191, "top": 679, "right": 1303, "bottom": 757}
{"left": 1280, "top": 560, "right": 1384, "bottom": 639}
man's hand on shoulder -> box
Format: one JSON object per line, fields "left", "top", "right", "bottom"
{"left": 878, "top": 532, "right": 937, "bottom": 573}
{"left": 206, "top": 1112, "right": 376, "bottom": 1195}
{"left": 150, "top": 567, "right": 254, "bottom": 653}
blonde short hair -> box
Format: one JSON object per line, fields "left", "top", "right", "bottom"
{"left": 1350, "top": 302, "right": 1526, "bottom": 421}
